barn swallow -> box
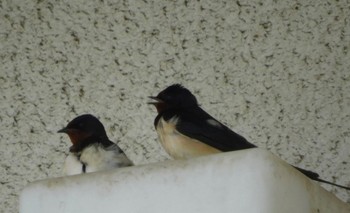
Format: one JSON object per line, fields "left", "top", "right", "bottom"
{"left": 58, "top": 114, "right": 133, "bottom": 176}
{"left": 149, "top": 84, "right": 350, "bottom": 190}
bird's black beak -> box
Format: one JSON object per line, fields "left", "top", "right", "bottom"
{"left": 148, "top": 96, "right": 163, "bottom": 105}
{"left": 57, "top": 127, "right": 68, "bottom": 133}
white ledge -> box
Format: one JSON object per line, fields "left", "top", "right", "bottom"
{"left": 20, "top": 148, "right": 350, "bottom": 213}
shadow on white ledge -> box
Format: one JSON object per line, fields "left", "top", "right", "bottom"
{"left": 20, "top": 148, "right": 350, "bottom": 213}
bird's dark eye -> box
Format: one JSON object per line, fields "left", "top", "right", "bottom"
{"left": 162, "top": 94, "right": 173, "bottom": 102}
{"left": 163, "top": 95, "right": 170, "bottom": 101}
{"left": 78, "top": 122, "right": 85, "bottom": 128}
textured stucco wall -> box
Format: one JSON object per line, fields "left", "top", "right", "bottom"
{"left": 1, "top": 0, "right": 349, "bottom": 212}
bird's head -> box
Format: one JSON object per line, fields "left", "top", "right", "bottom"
{"left": 58, "top": 114, "right": 107, "bottom": 152}
{"left": 148, "top": 84, "right": 198, "bottom": 113}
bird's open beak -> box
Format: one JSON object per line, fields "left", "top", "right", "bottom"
{"left": 57, "top": 127, "right": 68, "bottom": 133}
{"left": 148, "top": 96, "right": 163, "bottom": 105}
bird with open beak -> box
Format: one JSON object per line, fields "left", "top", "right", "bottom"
{"left": 149, "top": 84, "right": 349, "bottom": 190}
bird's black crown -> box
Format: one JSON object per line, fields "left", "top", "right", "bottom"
{"left": 66, "top": 114, "right": 106, "bottom": 136}
{"left": 156, "top": 84, "right": 198, "bottom": 108}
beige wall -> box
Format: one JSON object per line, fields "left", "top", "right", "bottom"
{"left": 1, "top": 0, "right": 349, "bottom": 212}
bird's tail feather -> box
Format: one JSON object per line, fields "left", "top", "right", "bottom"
{"left": 314, "top": 178, "right": 350, "bottom": 190}
{"left": 295, "top": 166, "right": 350, "bottom": 190}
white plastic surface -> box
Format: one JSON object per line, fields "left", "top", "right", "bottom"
{"left": 20, "top": 149, "right": 350, "bottom": 213}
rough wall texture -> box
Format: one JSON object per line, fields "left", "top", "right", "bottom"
{"left": 0, "top": 0, "right": 349, "bottom": 212}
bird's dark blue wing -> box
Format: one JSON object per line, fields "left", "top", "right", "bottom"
{"left": 162, "top": 107, "right": 256, "bottom": 152}
{"left": 159, "top": 106, "right": 350, "bottom": 189}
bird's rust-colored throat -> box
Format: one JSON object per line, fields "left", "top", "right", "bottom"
{"left": 154, "top": 102, "right": 168, "bottom": 114}
{"left": 63, "top": 129, "right": 91, "bottom": 147}
{"left": 148, "top": 96, "right": 168, "bottom": 113}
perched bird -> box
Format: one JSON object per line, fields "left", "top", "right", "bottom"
{"left": 58, "top": 114, "right": 133, "bottom": 176}
{"left": 149, "top": 84, "right": 349, "bottom": 190}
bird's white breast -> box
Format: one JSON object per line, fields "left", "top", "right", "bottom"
{"left": 62, "top": 153, "right": 85, "bottom": 176}
{"left": 62, "top": 144, "right": 132, "bottom": 176}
